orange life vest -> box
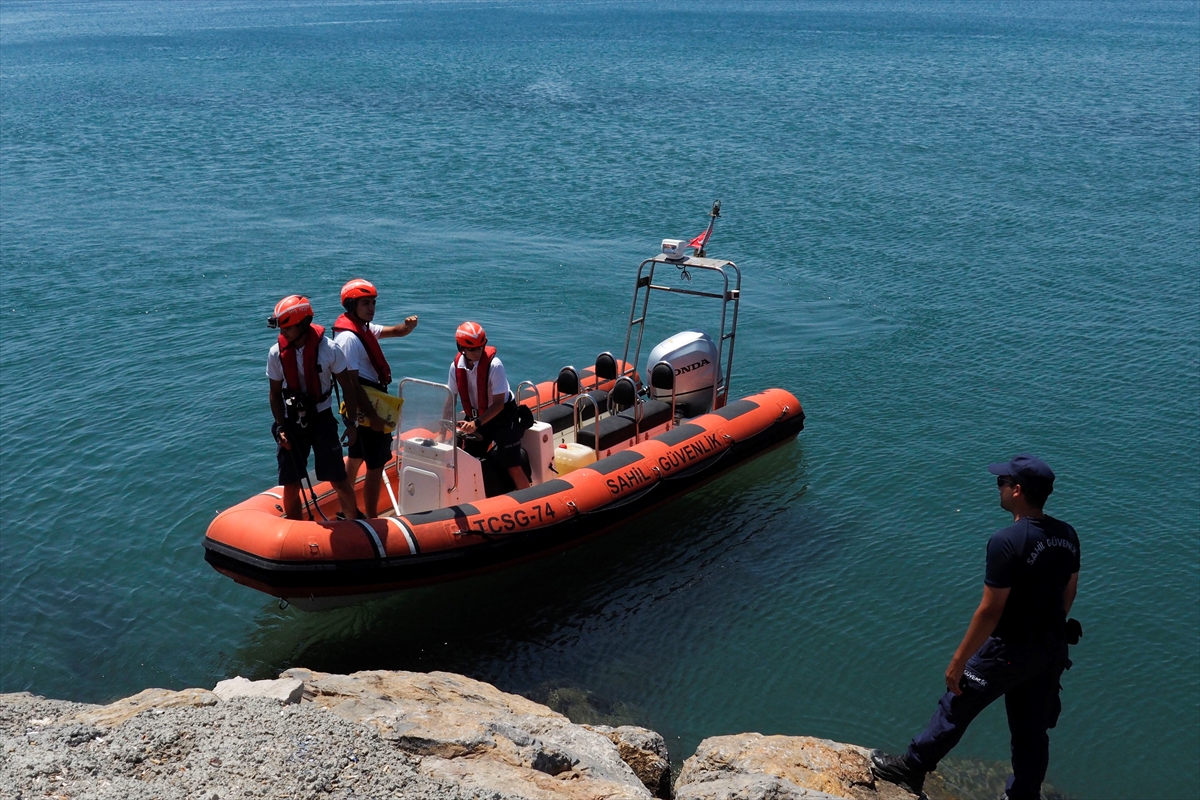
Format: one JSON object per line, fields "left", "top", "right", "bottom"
{"left": 279, "top": 324, "right": 327, "bottom": 401}
{"left": 333, "top": 314, "right": 391, "bottom": 387}
{"left": 453, "top": 346, "right": 497, "bottom": 419}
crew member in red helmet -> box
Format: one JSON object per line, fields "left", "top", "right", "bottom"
{"left": 446, "top": 321, "right": 531, "bottom": 491}
{"left": 332, "top": 278, "right": 418, "bottom": 517}
{"left": 266, "top": 295, "right": 362, "bottom": 520}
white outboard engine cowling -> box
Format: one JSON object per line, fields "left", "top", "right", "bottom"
{"left": 646, "top": 331, "right": 721, "bottom": 416}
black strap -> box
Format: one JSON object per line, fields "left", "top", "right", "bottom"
{"left": 360, "top": 377, "right": 389, "bottom": 392}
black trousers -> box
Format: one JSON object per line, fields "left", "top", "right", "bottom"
{"left": 462, "top": 401, "right": 524, "bottom": 468}
{"left": 906, "top": 635, "right": 1069, "bottom": 800}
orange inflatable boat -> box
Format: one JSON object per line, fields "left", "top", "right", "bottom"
{"left": 204, "top": 210, "right": 805, "bottom": 609}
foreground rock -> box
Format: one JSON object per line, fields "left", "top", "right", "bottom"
{"left": 675, "top": 733, "right": 916, "bottom": 800}
{"left": 2, "top": 689, "right": 444, "bottom": 800}
{"left": 0, "top": 669, "right": 1044, "bottom": 799}
{"left": 0, "top": 669, "right": 662, "bottom": 800}
{"left": 281, "top": 668, "right": 658, "bottom": 798}
{"left": 584, "top": 724, "right": 672, "bottom": 799}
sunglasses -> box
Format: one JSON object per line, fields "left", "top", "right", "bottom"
{"left": 997, "top": 476, "right": 1017, "bottom": 488}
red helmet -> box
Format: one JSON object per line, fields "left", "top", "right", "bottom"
{"left": 272, "top": 295, "right": 313, "bottom": 328}
{"left": 455, "top": 321, "right": 487, "bottom": 349}
{"left": 340, "top": 278, "right": 377, "bottom": 307}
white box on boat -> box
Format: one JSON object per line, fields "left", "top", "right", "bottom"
{"left": 661, "top": 239, "right": 688, "bottom": 259}
{"left": 522, "top": 421, "right": 554, "bottom": 485}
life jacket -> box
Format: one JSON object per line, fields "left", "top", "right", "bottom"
{"left": 333, "top": 313, "right": 391, "bottom": 387}
{"left": 278, "top": 324, "right": 329, "bottom": 402}
{"left": 453, "top": 346, "right": 497, "bottom": 419}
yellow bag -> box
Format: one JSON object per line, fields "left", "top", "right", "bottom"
{"left": 341, "top": 386, "right": 403, "bottom": 433}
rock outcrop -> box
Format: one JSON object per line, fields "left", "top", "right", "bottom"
{"left": 0, "top": 669, "right": 1053, "bottom": 800}
{"left": 280, "top": 667, "right": 656, "bottom": 799}
{"left": 583, "top": 723, "right": 673, "bottom": 798}
{"left": 1, "top": 669, "right": 663, "bottom": 800}
{"left": 675, "top": 733, "right": 917, "bottom": 800}
{"left": 213, "top": 676, "right": 305, "bottom": 705}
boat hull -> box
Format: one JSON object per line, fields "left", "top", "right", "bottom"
{"left": 203, "top": 388, "right": 803, "bottom": 606}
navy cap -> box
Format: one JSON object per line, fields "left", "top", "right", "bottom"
{"left": 988, "top": 453, "right": 1055, "bottom": 488}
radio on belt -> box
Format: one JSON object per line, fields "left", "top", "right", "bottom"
{"left": 661, "top": 239, "right": 688, "bottom": 260}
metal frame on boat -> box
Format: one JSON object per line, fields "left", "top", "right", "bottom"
{"left": 623, "top": 252, "right": 740, "bottom": 412}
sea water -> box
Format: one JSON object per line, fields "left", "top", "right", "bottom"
{"left": 1, "top": 2, "right": 1197, "bottom": 797}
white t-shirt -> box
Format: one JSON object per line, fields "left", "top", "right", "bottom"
{"left": 266, "top": 335, "right": 345, "bottom": 412}
{"left": 447, "top": 353, "right": 512, "bottom": 413}
{"left": 333, "top": 323, "right": 386, "bottom": 385}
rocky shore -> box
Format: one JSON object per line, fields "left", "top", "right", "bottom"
{"left": 0, "top": 670, "right": 1062, "bottom": 800}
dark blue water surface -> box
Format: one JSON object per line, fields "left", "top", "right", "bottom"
{"left": 2, "top": 2, "right": 1197, "bottom": 797}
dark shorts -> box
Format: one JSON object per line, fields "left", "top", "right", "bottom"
{"left": 348, "top": 425, "right": 393, "bottom": 470}
{"left": 473, "top": 401, "right": 525, "bottom": 468}
{"left": 275, "top": 409, "right": 347, "bottom": 486}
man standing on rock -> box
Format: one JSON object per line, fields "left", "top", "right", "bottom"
{"left": 871, "top": 454, "right": 1080, "bottom": 800}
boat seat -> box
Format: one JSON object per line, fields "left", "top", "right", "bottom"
{"left": 538, "top": 391, "right": 610, "bottom": 433}
{"left": 538, "top": 403, "right": 576, "bottom": 433}
{"left": 605, "top": 375, "right": 672, "bottom": 434}
{"left": 595, "top": 351, "right": 617, "bottom": 381}
{"left": 575, "top": 414, "right": 637, "bottom": 452}
{"left": 619, "top": 398, "right": 673, "bottom": 431}
{"left": 575, "top": 376, "right": 669, "bottom": 451}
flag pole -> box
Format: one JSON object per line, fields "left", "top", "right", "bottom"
{"left": 689, "top": 200, "right": 721, "bottom": 258}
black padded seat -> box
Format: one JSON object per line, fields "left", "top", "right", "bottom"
{"left": 595, "top": 352, "right": 618, "bottom": 380}
{"left": 538, "top": 403, "right": 576, "bottom": 434}
{"left": 538, "top": 391, "right": 611, "bottom": 433}
{"left": 619, "top": 399, "right": 673, "bottom": 431}
{"left": 578, "top": 390, "right": 610, "bottom": 417}
{"left": 575, "top": 415, "right": 637, "bottom": 452}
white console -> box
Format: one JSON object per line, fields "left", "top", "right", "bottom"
{"left": 398, "top": 436, "right": 485, "bottom": 515}
{"left": 522, "top": 421, "right": 554, "bottom": 486}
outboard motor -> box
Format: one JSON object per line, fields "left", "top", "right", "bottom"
{"left": 646, "top": 331, "right": 721, "bottom": 416}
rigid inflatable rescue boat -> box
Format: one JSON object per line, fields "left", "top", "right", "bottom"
{"left": 204, "top": 211, "right": 805, "bottom": 609}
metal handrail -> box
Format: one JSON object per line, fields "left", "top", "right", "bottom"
{"left": 516, "top": 380, "right": 542, "bottom": 420}
{"left": 398, "top": 377, "right": 458, "bottom": 494}
{"left": 629, "top": 389, "right": 644, "bottom": 443}
{"left": 652, "top": 359, "right": 678, "bottom": 426}
{"left": 553, "top": 366, "right": 580, "bottom": 404}
{"left": 572, "top": 393, "right": 602, "bottom": 461}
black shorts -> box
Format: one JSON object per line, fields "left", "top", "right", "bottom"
{"left": 275, "top": 409, "right": 347, "bottom": 486}
{"left": 475, "top": 402, "right": 526, "bottom": 468}
{"left": 348, "top": 425, "right": 393, "bottom": 470}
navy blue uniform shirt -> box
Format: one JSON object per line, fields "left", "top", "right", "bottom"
{"left": 984, "top": 516, "right": 1080, "bottom": 641}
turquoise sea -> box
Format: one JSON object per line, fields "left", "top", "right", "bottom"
{"left": 1, "top": 2, "right": 1197, "bottom": 797}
